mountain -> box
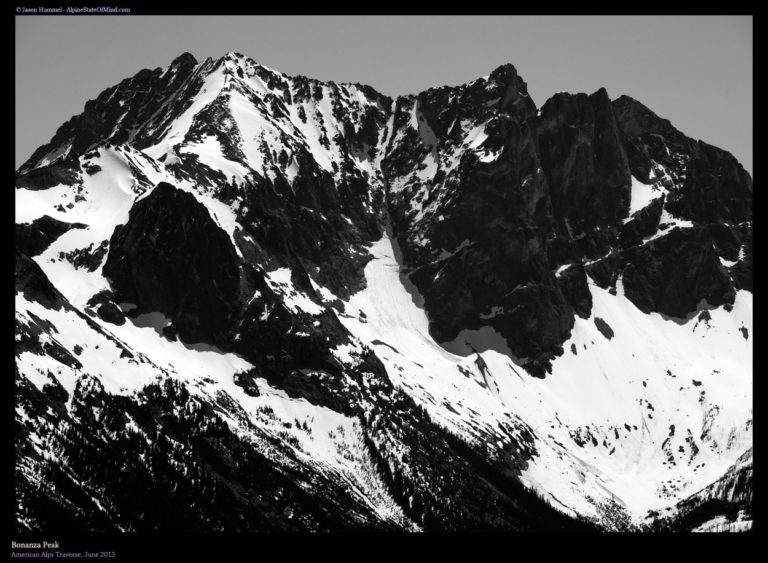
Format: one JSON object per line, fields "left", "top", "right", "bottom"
{"left": 665, "top": 447, "right": 752, "bottom": 532}
{"left": 15, "top": 51, "right": 752, "bottom": 532}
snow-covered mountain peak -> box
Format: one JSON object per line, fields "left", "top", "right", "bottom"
{"left": 15, "top": 51, "right": 752, "bottom": 532}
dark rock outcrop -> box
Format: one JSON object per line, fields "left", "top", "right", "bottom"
{"left": 594, "top": 317, "right": 614, "bottom": 340}
{"left": 236, "top": 161, "right": 383, "bottom": 300}
{"left": 16, "top": 215, "right": 87, "bottom": 257}
{"left": 385, "top": 65, "right": 576, "bottom": 375}
{"left": 384, "top": 80, "right": 635, "bottom": 374}
{"left": 15, "top": 161, "right": 82, "bottom": 191}
{"left": 731, "top": 227, "right": 753, "bottom": 292}
{"left": 613, "top": 95, "right": 752, "bottom": 226}
{"left": 103, "top": 182, "right": 240, "bottom": 346}
{"left": 586, "top": 226, "right": 736, "bottom": 319}
{"left": 536, "top": 88, "right": 631, "bottom": 232}
{"left": 621, "top": 226, "right": 735, "bottom": 317}
{"left": 86, "top": 290, "right": 126, "bottom": 326}
{"left": 16, "top": 251, "right": 68, "bottom": 311}
{"left": 386, "top": 81, "right": 750, "bottom": 374}
{"left": 557, "top": 265, "right": 592, "bottom": 319}
{"left": 668, "top": 143, "right": 753, "bottom": 225}
{"left": 618, "top": 196, "right": 665, "bottom": 248}
{"left": 707, "top": 222, "right": 742, "bottom": 262}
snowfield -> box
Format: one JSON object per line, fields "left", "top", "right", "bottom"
{"left": 335, "top": 231, "right": 752, "bottom": 522}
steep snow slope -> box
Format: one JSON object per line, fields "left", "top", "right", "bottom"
{"left": 334, "top": 228, "right": 751, "bottom": 522}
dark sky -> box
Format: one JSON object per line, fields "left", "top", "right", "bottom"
{"left": 15, "top": 15, "right": 752, "bottom": 174}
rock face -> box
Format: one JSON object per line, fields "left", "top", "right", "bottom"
{"left": 103, "top": 182, "right": 240, "bottom": 346}
{"left": 15, "top": 51, "right": 752, "bottom": 533}
{"left": 384, "top": 64, "right": 569, "bottom": 375}
{"left": 613, "top": 95, "right": 753, "bottom": 225}
{"left": 620, "top": 227, "right": 735, "bottom": 318}
{"left": 536, "top": 88, "right": 631, "bottom": 232}
{"left": 16, "top": 216, "right": 87, "bottom": 257}
{"left": 383, "top": 64, "right": 751, "bottom": 376}
{"left": 731, "top": 227, "right": 753, "bottom": 292}
{"left": 557, "top": 265, "right": 592, "bottom": 319}
{"left": 19, "top": 53, "right": 200, "bottom": 175}
{"left": 618, "top": 196, "right": 664, "bottom": 248}
{"left": 15, "top": 161, "right": 82, "bottom": 191}
{"left": 16, "top": 250, "right": 67, "bottom": 311}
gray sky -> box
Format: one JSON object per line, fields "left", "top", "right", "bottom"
{"left": 15, "top": 15, "right": 753, "bottom": 174}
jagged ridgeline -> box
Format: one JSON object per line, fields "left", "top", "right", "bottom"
{"left": 15, "top": 51, "right": 752, "bottom": 532}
